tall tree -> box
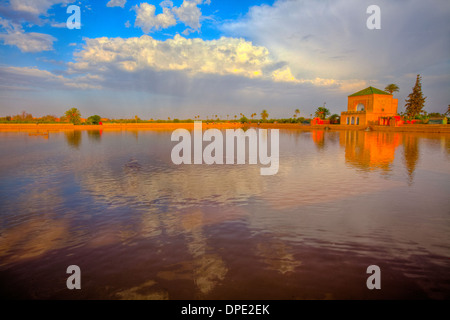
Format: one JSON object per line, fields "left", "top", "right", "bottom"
{"left": 404, "top": 75, "right": 426, "bottom": 119}
{"left": 314, "top": 107, "right": 330, "bottom": 120}
{"left": 65, "top": 107, "right": 81, "bottom": 125}
{"left": 261, "top": 109, "right": 269, "bottom": 121}
{"left": 385, "top": 84, "right": 399, "bottom": 95}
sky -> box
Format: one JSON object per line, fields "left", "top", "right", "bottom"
{"left": 0, "top": 0, "right": 449, "bottom": 119}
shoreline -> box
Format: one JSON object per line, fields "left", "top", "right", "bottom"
{"left": 0, "top": 122, "right": 449, "bottom": 133}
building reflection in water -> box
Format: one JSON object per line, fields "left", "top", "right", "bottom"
{"left": 312, "top": 131, "right": 325, "bottom": 150}
{"left": 340, "top": 131, "right": 402, "bottom": 173}
{"left": 311, "top": 130, "right": 339, "bottom": 151}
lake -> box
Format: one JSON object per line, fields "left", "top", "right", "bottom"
{"left": 0, "top": 129, "right": 449, "bottom": 299}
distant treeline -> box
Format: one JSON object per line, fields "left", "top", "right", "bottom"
{"left": 0, "top": 112, "right": 60, "bottom": 123}
{"left": 0, "top": 111, "right": 315, "bottom": 124}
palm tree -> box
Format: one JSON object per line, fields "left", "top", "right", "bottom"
{"left": 295, "top": 109, "right": 300, "bottom": 117}
{"left": 314, "top": 107, "right": 330, "bottom": 120}
{"left": 385, "top": 84, "right": 399, "bottom": 95}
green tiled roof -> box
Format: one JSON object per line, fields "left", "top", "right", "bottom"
{"left": 349, "top": 86, "right": 391, "bottom": 97}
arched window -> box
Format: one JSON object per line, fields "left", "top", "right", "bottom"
{"left": 356, "top": 117, "right": 360, "bottom": 125}
{"left": 351, "top": 117, "right": 355, "bottom": 125}
{"left": 347, "top": 117, "right": 350, "bottom": 125}
{"left": 357, "top": 103, "right": 365, "bottom": 111}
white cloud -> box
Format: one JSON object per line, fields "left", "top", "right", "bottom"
{"left": 68, "top": 33, "right": 368, "bottom": 94}
{"left": 70, "top": 34, "right": 300, "bottom": 83}
{"left": 9, "top": 0, "right": 69, "bottom": 15}
{"left": 61, "top": 34, "right": 375, "bottom": 117}
{"left": 106, "top": 0, "right": 127, "bottom": 8}
{"left": 133, "top": 2, "right": 177, "bottom": 33}
{"left": 4, "top": 0, "right": 76, "bottom": 24}
{"left": 172, "top": 0, "right": 202, "bottom": 30}
{"left": 0, "top": 18, "right": 56, "bottom": 52}
{"left": 132, "top": 0, "right": 210, "bottom": 33}
{"left": 272, "top": 66, "right": 299, "bottom": 83}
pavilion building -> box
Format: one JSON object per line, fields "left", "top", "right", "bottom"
{"left": 341, "top": 86, "right": 399, "bottom": 126}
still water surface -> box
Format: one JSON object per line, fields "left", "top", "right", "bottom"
{"left": 0, "top": 129, "right": 449, "bottom": 299}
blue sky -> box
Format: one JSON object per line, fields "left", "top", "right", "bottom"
{"left": 0, "top": 0, "right": 449, "bottom": 119}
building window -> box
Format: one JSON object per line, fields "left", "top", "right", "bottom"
{"left": 357, "top": 103, "right": 365, "bottom": 111}
{"left": 351, "top": 117, "right": 355, "bottom": 125}
{"left": 347, "top": 117, "right": 350, "bottom": 125}
{"left": 356, "top": 117, "right": 360, "bottom": 125}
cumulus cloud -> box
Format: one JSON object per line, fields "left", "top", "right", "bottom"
{"left": 67, "top": 33, "right": 367, "bottom": 95}
{"left": 133, "top": 2, "right": 177, "bottom": 33}
{"left": 133, "top": 0, "right": 209, "bottom": 33}
{"left": 69, "top": 34, "right": 301, "bottom": 83}
{"left": 0, "top": 18, "right": 56, "bottom": 52}
{"left": 58, "top": 34, "right": 346, "bottom": 117}
{"left": 106, "top": 0, "right": 127, "bottom": 8}
{"left": 172, "top": 0, "right": 202, "bottom": 30}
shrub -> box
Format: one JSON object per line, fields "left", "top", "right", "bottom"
{"left": 87, "top": 115, "right": 101, "bottom": 125}
{"left": 240, "top": 116, "right": 249, "bottom": 124}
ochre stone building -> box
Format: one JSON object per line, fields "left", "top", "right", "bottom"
{"left": 341, "top": 87, "right": 398, "bottom": 126}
